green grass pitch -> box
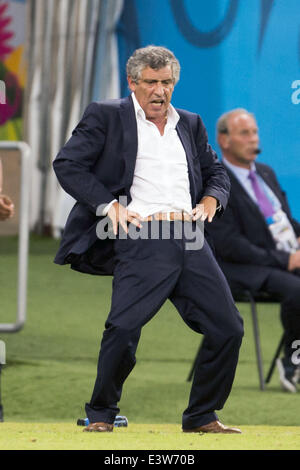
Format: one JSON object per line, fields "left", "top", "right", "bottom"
{"left": 0, "top": 235, "right": 300, "bottom": 450}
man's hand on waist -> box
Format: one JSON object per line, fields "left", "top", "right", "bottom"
{"left": 107, "top": 202, "right": 142, "bottom": 235}
{"left": 192, "top": 196, "right": 218, "bottom": 223}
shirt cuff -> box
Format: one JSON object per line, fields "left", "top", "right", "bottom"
{"left": 102, "top": 199, "right": 117, "bottom": 216}
{"left": 216, "top": 200, "right": 222, "bottom": 211}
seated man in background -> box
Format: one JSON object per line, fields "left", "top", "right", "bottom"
{"left": 206, "top": 108, "right": 300, "bottom": 392}
{"left": 0, "top": 159, "right": 14, "bottom": 221}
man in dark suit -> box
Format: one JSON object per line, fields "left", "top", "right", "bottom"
{"left": 207, "top": 108, "right": 300, "bottom": 393}
{"left": 53, "top": 46, "right": 243, "bottom": 433}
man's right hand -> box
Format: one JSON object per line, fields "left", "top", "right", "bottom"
{"left": 107, "top": 202, "right": 142, "bottom": 235}
{"left": 0, "top": 195, "right": 14, "bottom": 221}
{"left": 288, "top": 250, "right": 300, "bottom": 271}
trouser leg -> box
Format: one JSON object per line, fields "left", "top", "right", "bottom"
{"left": 219, "top": 263, "right": 300, "bottom": 365}
{"left": 170, "top": 240, "right": 244, "bottom": 429}
{"left": 263, "top": 269, "right": 300, "bottom": 361}
{"left": 85, "top": 224, "right": 243, "bottom": 426}
{"left": 85, "top": 231, "right": 183, "bottom": 423}
{"left": 85, "top": 324, "right": 141, "bottom": 423}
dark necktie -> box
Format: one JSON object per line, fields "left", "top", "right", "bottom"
{"left": 248, "top": 170, "right": 274, "bottom": 218}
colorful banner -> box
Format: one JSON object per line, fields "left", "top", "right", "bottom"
{"left": 0, "top": 0, "right": 26, "bottom": 140}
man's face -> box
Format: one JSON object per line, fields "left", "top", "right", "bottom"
{"left": 220, "top": 113, "right": 260, "bottom": 167}
{"left": 128, "top": 66, "right": 175, "bottom": 121}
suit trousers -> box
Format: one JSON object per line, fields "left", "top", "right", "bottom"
{"left": 263, "top": 268, "right": 300, "bottom": 360}
{"left": 218, "top": 262, "right": 300, "bottom": 362}
{"left": 85, "top": 221, "right": 244, "bottom": 428}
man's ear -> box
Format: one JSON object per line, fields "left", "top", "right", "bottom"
{"left": 218, "top": 133, "right": 229, "bottom": 151}
{"left": 127, "top": 76, "right": 136, "bottom": 93}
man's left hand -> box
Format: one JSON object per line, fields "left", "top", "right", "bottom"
{"left": 192, "top": 196, "right": 217, "bottom": 223}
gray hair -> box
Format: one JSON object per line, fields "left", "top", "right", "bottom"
{"left": 126, "top": 45, "right": 180, "bottom": 84}
{"left": 217, "top": 108, "right": 255, "bottom": 134}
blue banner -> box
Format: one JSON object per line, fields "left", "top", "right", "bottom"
{"left": 117, "top": 0, "right": 300, "bottom": 218}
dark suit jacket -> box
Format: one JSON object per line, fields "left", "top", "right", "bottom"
{"left": 206, "top": 161, "right": 300, "bottom": 291}
{"left": 53, "top": 95, "right": 230, "bottom": 275}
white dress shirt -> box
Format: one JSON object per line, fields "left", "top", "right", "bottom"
{"left": 126, "top": 93, "right": 192, "bottom": 217}
{"left": 104, "top": 93, "right": 193, "bottom": 217}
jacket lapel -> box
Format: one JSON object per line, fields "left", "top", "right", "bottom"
{"left": 119, "top": 96, "right": 138, "bottom": 197}
{"left": 226, "top": 167, "right": 267, "bottom": 224}
{"left": 120, "top": 98, "right": 197, "bottom": 205}
{"left": 176, "top": 118, "right": 197, "bottom": 206}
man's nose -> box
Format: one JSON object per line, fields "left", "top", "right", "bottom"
{"left": 154, "top": 82, "right": 165, "bottom": 95}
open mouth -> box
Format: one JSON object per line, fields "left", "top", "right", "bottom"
{"left": 150, "top": 99, "right": 165, "bottom": 107}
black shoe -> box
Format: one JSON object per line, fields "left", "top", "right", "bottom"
{"left": 276, "top": 358, "right": 298, "bottom": 393}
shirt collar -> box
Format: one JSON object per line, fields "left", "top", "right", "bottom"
{"left": 131, "top": 92, "right": 179, "bottom": 128}
{"left": 222, "top": 156, "right": 256, "bottom": 182}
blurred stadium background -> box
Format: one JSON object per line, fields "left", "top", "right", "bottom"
{"left": 0, "top": 0, "right": 300, "bottom": 430}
